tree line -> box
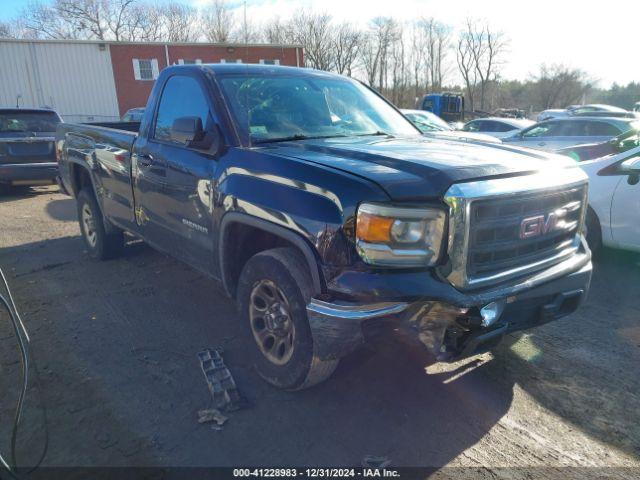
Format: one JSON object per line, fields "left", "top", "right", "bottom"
{"left": 1, "top": 0, "right": 637, "bottom": 113}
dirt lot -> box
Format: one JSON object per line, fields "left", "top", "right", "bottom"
{"left": 1, "top": 186, "right": 639, "bottom": 478}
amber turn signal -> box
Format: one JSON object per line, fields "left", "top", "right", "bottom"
{"left": 356, "top": 212, "right": 394, "bottom": 243}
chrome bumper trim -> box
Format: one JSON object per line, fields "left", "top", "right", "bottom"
{"left": 307, "top": 299, "right": 408, "bottom": 321}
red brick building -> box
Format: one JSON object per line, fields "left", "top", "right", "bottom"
{"left": 0, "top": 39, "right": 304, "bottom": 122}
{"left": 110, "top": 42, "right": 304, "bottom": 116}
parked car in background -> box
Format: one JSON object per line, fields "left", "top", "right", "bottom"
{"left": 460, "top": 117, "right": 534, "bottom": 139}
{"left": 0, "top": 108, "right": 62, "bottom": 193}
{"left": 503, "top": 117, "right": 638, "bottom": 151}
{"left": 579, "top": 146, "right": 640, "bottom": 253}
{"left": 401, "top": 109, "right": 501, "bottom": 143}
{"left": 557, "top": 127, "right": 639, "bottom": 161}
{"left": 537, "top": 104, "right": 630, "bottom": 122}
{"left": 121, "top": 107, "right": 145, "bottom": 122}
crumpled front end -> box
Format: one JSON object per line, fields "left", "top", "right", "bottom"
{"left": 306, "top": 254, "right": 592, "bottom": 364}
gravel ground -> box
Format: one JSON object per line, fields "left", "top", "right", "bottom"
{"left": 0, "top": 186, "right": 639, "bottom": 478}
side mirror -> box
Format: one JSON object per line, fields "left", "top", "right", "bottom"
{"left": 171, "top": 116, "right": 204, "bottom": 145}
{"left": 620, "top": 156, "right": 640, "bottom": 174}
{"left": 620, "top": 156, "right": 640, "bottom": 185}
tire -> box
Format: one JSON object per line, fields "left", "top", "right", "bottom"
{"left": 237, "top": 247, "right": 339, "bottom": 390}
{"left": 585, "top": 207, "right": 602, "bottom": 257}
{"left": 77, "top": 189, "right": 124, "bottom": 260}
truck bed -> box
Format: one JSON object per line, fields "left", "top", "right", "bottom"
{"left": 57, "top": 121, "right": 139, "bottom": 231}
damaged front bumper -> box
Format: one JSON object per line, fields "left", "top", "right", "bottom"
{"left": 306, "top": 252, "right": 592, "bottom": 363}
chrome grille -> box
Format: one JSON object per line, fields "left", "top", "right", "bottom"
{"left": 442, "top": 169, "right": 588, "bottom": 290}
{"left": 468, "top": 187, "right": 585, "bottom": 278}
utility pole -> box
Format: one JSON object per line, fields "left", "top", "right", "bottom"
{"left": 243, "top": 0, "right": 248, "bottom": 44}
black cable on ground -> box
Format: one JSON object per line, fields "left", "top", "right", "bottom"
{"left": 0, "top": 266, "right": 48, "bottom": 479}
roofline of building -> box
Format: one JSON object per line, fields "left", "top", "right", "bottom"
{"left": 0, "top": 38, "right": 304, "bottom": 49}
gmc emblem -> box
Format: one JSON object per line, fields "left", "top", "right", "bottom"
{"left": 520, "top": 212, "right": 560, "bottom": 239}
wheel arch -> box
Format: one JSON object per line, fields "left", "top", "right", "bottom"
{"left": 219, "top": 212, "right": 323, "bottom": 299}
{"left": 68, "top": 161, "right": 95, "bottom": 198}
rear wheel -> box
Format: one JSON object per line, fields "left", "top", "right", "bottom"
{"left": 77, "top": 189, "right": 124, "bottom": 260}
{"left": 237, "top": 247, "right": 339, "bottom": 390}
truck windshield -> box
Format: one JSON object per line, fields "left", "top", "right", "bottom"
{"left": 0, "top": 111, "right": 61, "bottom": 133}
{"left": 218, "top": 74, "right": 420, "bottom": 144}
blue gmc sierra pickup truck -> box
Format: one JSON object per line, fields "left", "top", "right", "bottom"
{"left": 56, "top": 64, "right": 592, "bottom": 389}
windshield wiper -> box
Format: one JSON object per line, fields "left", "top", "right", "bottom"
{"left": 354, "top": 131, "right": 394, "bottom": 137}
{"left": 254, "top": 134, "right": 347, "bottom": 144}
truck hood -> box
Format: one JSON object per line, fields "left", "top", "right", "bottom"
{"left": 424, "top": 130, "right": 502, "bottom": 144}
{"left": 262, "top": 135, "right": 577, "bottom": 200}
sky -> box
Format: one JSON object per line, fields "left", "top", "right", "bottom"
{"left": 1, "top": 0, "right": 638, "bottom": 87}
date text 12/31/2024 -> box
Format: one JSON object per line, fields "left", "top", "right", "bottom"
{"left": 233, "top": 468, "right": 401, "bottom": 478}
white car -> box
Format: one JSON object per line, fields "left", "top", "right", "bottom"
{"left": 538, "top": 104, "right": 630, "bottom": 122}
{"left": 400, "top": 109, "right": 500, "bottom": 143}
{"left": 503, "top": 117, "right": 638, "bottom": 151}
{"left": 579, "top": 146, "right": 640, "bottom": 253}
{"left": 460, "top": 117, "right": 534, "bottom": 139}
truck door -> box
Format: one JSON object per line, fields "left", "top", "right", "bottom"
{"left": 131, "top": 73, "right": 219, "bottom": 272}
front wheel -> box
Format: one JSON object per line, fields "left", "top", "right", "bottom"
{"left": 237, "top": 247, "right": 338, "bottom": 390}
{"left": 77, "top": 189, "right": 124, "bottom": 260}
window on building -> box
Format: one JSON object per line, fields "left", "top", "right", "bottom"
{"left": 259, "top": 59, "right": 280, "bottom": 65}
{"left": 236, "top": 59, "right": 243, "bottom": 63}
{"left": 133, "top": 59, "right": 159, "bottom": 80}
{"left": 219, "top": 59, "right": 226, "bottom": 63}
{"left": 178, "top": 59, "right": 202, "bottom": 65}
{"left": 153, "top": 75, "right": 213, "bottom": 145}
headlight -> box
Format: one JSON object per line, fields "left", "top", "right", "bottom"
{"left": 356, "top": 203, "right": 446, "bottom": 267}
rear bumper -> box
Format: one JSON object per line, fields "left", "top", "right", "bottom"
{"left": 307, "top": 251, "right": 592, "bottom": 362}
{"left": 0, "top": 162, "right": 58, "bottom": 185}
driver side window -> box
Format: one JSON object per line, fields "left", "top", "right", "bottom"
{"left": 153, "top": 75, "right": 213, "bottom": 144}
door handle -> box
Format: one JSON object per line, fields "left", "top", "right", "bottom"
{"left": 538, "top": 142, "right": 546, "bottom": 146}
{"left": 136, "top": 153, "right": 154, "bottom": 167}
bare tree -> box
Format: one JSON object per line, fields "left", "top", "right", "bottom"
{"left": 161, "top": 2, "right": 198, "bottom": 42}
{"left": 534, "top": 64, "right": 593, "bottom": 109}
{"left": 367, "top": 17, "right": 399, "bottom": 91}
{"left": 289, "top": 11, "right": 333, "bottom": 70}
{"left": 202, "top": 0, "right": 236, "bottom": 43}
{"left": 458, "top": 18, "right": 508, "bottom": 111}
{"left": 389, "top": 29, "right": 408, "bottom": 105}
{"left": 263, "top": 17, "right": 293, "bottom": 44}
{"left": 456, "top": 27, "right": 478, "bottom": 111}
{"left": 407, "top": 22, "right": 426, "bottom": 102}
{"left": 237, "top": 17, "right": 262, "bottom": 44}
{"left": 105, "top": 0, "right": 137, "bottom": 41}
{"left": 22, "top": 1, "right": 80, "bottom": 38}
{"left": 0, "top": 21, "right": 16, "bottom": 38}
{"left": 53, "top": 0, "right": 109, "bottom": 39}
{"left": 420, "top": 18, "right": 451, "bottom": 91}
{"left": 332, "top": 22, "right": 361, "bottom": 76}
{"left": 21, "top": 0, "right": 138, "bottom": 40}
{"left": 360, "top": 32, "right": 381, "bottom": 86}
